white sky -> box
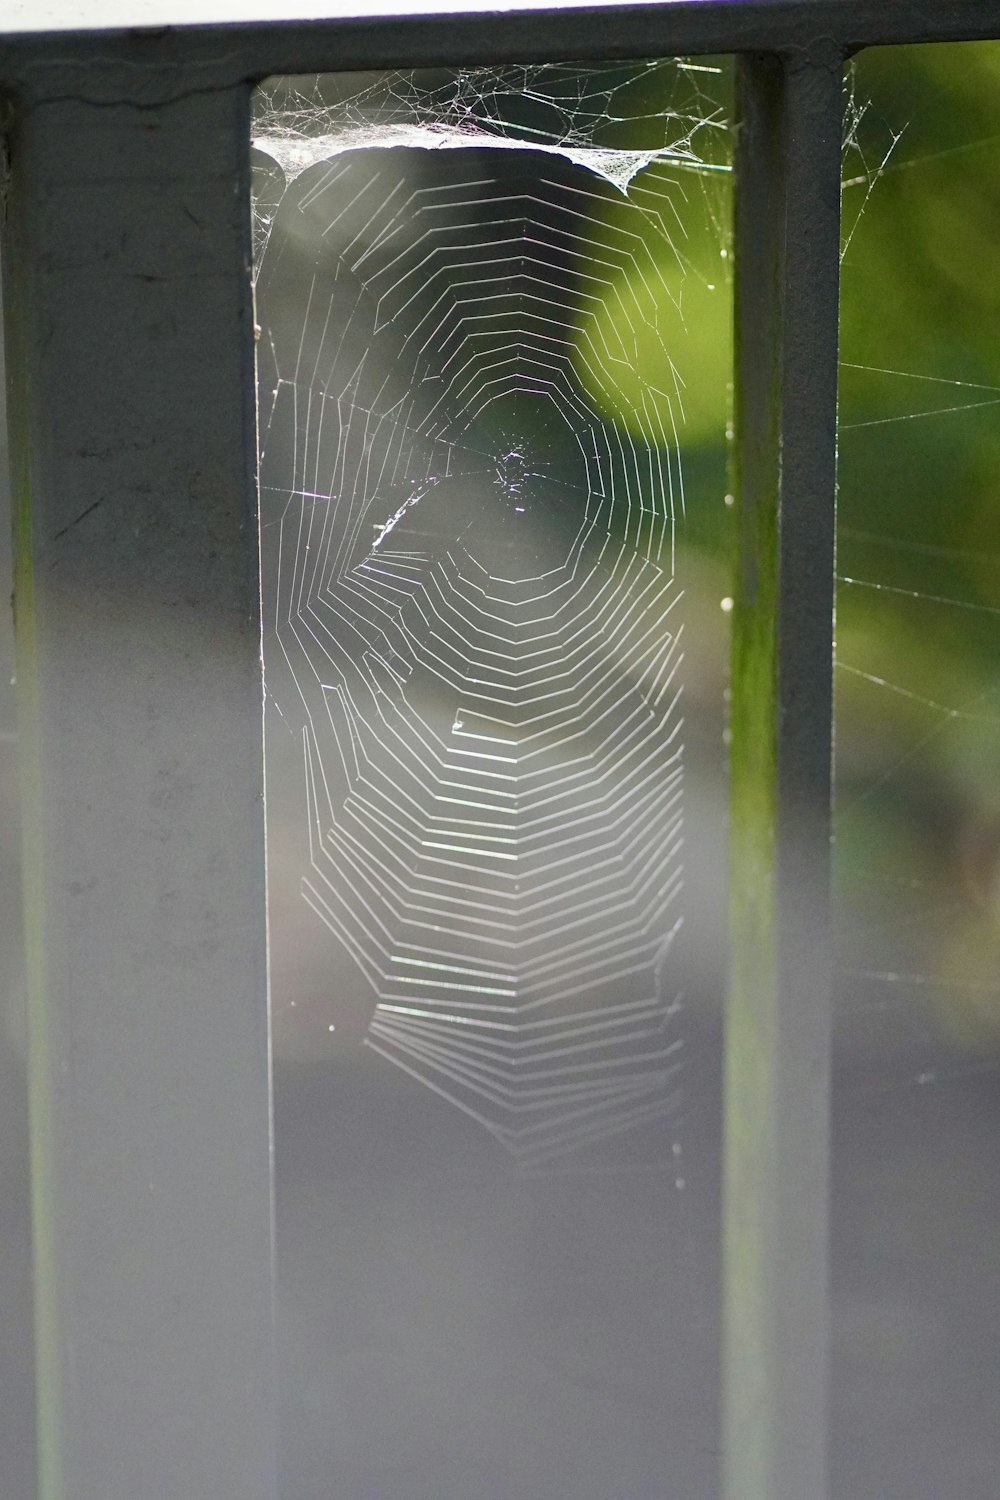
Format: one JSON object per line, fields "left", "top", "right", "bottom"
{"left": 0, "top": 0, "right": 684, "bottom": 31}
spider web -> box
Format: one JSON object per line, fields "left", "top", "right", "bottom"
{"left": 836, "top": 44, "right": 1000, "bottom": 1089}
{"left": 252, "top": 62, "right": 727, "bottom": 1169}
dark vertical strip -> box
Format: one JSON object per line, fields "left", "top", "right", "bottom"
{"left": 724, "top": 46, "right": 842, "bottom": 1500}
{"left": 3, "top": 85, "right": 277, "bottom": 1500}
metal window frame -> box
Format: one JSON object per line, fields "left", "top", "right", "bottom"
{"left": 1, "top": 5, "right": 997, "bottom": 1500}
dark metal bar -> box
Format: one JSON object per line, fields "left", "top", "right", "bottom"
{"left": 723, "top": 42, "right": 842, "bottom": 1500}
{"left": 3, "top": 82, "right": 277, "bottom": 1500}
{"left": 0, "top": 0, "right": 998, "bottom": 95}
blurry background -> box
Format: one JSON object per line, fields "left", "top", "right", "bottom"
{"left": 0, "top": 26, "right": 998, "bottom": 1500}
{"left": 255, "top": 60, "right": 731, "bottom": 1500}
{"left": 832, "top": 41, "right": 1000, "bottom": 1500}
{"left": 257, "top": 43, "right": 1000, "bottom": 1500}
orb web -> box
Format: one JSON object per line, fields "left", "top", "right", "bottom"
{"left": 254, "top": 64, "right": 724, "bottom": 1167}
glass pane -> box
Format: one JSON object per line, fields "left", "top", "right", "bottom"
{"left": 253, "top": 62, "right": 731, "bottom": 1499}
{"left": 835, "top": 40, "right": 1000, "bottom": 1500}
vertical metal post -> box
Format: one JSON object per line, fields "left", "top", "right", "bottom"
{"left": 3, "top": 85, "right": 277, "bottom": 1500}
{"left": 724, "top": 45, "right": 842, "bottom": 1500}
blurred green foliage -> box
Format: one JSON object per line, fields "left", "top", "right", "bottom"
{"left": 836, "top": 44, "right": 1000, "bottom": 1049}
{"left": 569, "top": 65, "right": 733, "bottom": 562}
{"left": 574, "top": 159, "right": 732, "bottom": 461}
{"left": 575, "top": 41, "right": 1000, "bottom": 1051}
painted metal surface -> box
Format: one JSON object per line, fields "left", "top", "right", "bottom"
{"left": 2, "top": 82, "right": 276, "bottom": 1500}
{"left": 0, "top": 0, "right": 997, "bottom": 89}
{"left": 724, "top": 46, "right": 841, "bottom": 1500}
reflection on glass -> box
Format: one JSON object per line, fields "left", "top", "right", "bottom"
{"left": 255, "top": 64, "right": 729, "bottom": 1499}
